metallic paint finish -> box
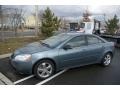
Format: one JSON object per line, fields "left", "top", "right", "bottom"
{"left": 10, "top": 33, "right": 115, "bottom": 74}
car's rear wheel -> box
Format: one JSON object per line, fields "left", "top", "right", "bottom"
{"left": 101, "top": 53, "right": 112, "bottom": 66}
{"left": 34, "top": 60, "right": 55, "bottom": 79}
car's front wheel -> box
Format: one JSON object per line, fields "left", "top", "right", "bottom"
{"left": 101, "top": 53, "right": 112, "bottom": 66}
{"left": 34, "top": 60, "right": 55, "bottom": 79}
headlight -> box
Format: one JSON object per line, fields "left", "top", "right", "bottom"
{"left": 14, "top": 54, "right": 31, "bottom": 61}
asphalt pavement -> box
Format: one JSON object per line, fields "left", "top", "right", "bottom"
{"left": 0, "top": 48, "right": 120, "bottom": 85}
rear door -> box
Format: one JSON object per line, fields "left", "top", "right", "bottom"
{"left": 85, "top": 35, "right": 104, "bottom": 63}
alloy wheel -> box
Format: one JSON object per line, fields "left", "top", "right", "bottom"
{"left": 103, "top": 54, "right": 112, "bottom": 66}
{"left": 37, "top": 62, "right": 53, "bottom": 78}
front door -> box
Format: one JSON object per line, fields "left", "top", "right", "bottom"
{"left": 58, "top": 35, "right": 88, "bottom": 68}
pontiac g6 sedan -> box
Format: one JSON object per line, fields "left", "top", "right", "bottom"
{"left": 10, "top": 33, "right": 114, "bottom": 79}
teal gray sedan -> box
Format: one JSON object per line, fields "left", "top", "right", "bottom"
{"left": 10, "top": 32, "right": 115, "bottom": 79}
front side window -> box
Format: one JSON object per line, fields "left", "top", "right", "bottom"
{"left": 65, "top": 36, "right": 86, "bottom": 48}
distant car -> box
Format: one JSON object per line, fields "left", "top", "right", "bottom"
{"left": 10, "top": 32, "right": 115, "bottom": 79}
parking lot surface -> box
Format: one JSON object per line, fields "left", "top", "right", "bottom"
{"left": 0, "top": 48, "right": 120, "bottom": 85}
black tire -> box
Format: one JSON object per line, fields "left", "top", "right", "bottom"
{"left": 33, "top": 60, "right": 55, "bottom": 79}
{"left": 101, "top": 53, "right": 113, "bottom": 67}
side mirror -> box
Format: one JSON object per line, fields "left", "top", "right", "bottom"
{"left": 63, "top": 45, "right": 72, "bottom": 50}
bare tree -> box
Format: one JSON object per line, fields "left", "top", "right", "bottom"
{"left": 10, "top": 8, "right": 25, "bottom": 37}
{"left": 0, "top": 6, "right": 26, "bottom": 39}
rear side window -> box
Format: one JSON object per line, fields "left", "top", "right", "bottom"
{"left": 87, "top": 36, "right": 104, "bottom": 45}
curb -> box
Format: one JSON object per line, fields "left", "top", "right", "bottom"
{"left": 0, "top": 53, "right": 12, "bottom": 59}
{"left": 0, "top": 36, "right": 37, "bottom": 40}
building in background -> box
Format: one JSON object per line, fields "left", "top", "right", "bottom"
{"left": 25, "top": 15, "right": 36, "bottom": 29}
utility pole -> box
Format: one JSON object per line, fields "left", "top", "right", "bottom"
{"left": 0, "top": 5, "right": 4, "bottom": 41}
{"left": 35, "top": 5, "right": 40, "bottom": 36}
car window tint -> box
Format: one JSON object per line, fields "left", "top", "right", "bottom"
{"left": 66, "top": 36, "right": 86, "bottom": 48}
{"left": 87, "top": 36, "right": 103, "bottom": 45}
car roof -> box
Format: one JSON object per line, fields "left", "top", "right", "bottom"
{"left": 61, "top": 32, "right": 107, "bottom": 42}
{"left": 62, "top": 31, "right": 94, "bottom": 36}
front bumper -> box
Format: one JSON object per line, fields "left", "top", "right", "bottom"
{"left": 10, "top": 58, "right": 33, "bottom": 74}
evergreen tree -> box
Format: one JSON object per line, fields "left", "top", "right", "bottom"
{"left": 41, "top": 7, "right": 61, "bottom": 37}
{"left": 105, "top": 14, "right": 119, "bottom": 35}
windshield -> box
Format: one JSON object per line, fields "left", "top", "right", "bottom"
{"left": 41, "top": 33, "right": 72, "bottom": 48}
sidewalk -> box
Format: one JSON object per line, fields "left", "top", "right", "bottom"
{"left": 0, "top": 80, "right": 5, "bottom": 85}
{"left": 0, "top": 53, "right": 12, "bottom": 59}
{"left": 0, "top": 73, "right": 13, "bottom": 85}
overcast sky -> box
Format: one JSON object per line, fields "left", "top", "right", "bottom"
{"left": 3, "top": 5, "right": 120, "bottom": 21}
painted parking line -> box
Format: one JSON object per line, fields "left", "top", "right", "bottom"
{"left": 36, "top": 69, "right": 67, "bottom": 85}
{"left": 13, "top": 75, "right": 34, "bottom": 84}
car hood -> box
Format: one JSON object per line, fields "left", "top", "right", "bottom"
{"left": 14, "top": 42, "right": 50, "bottom": 55}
